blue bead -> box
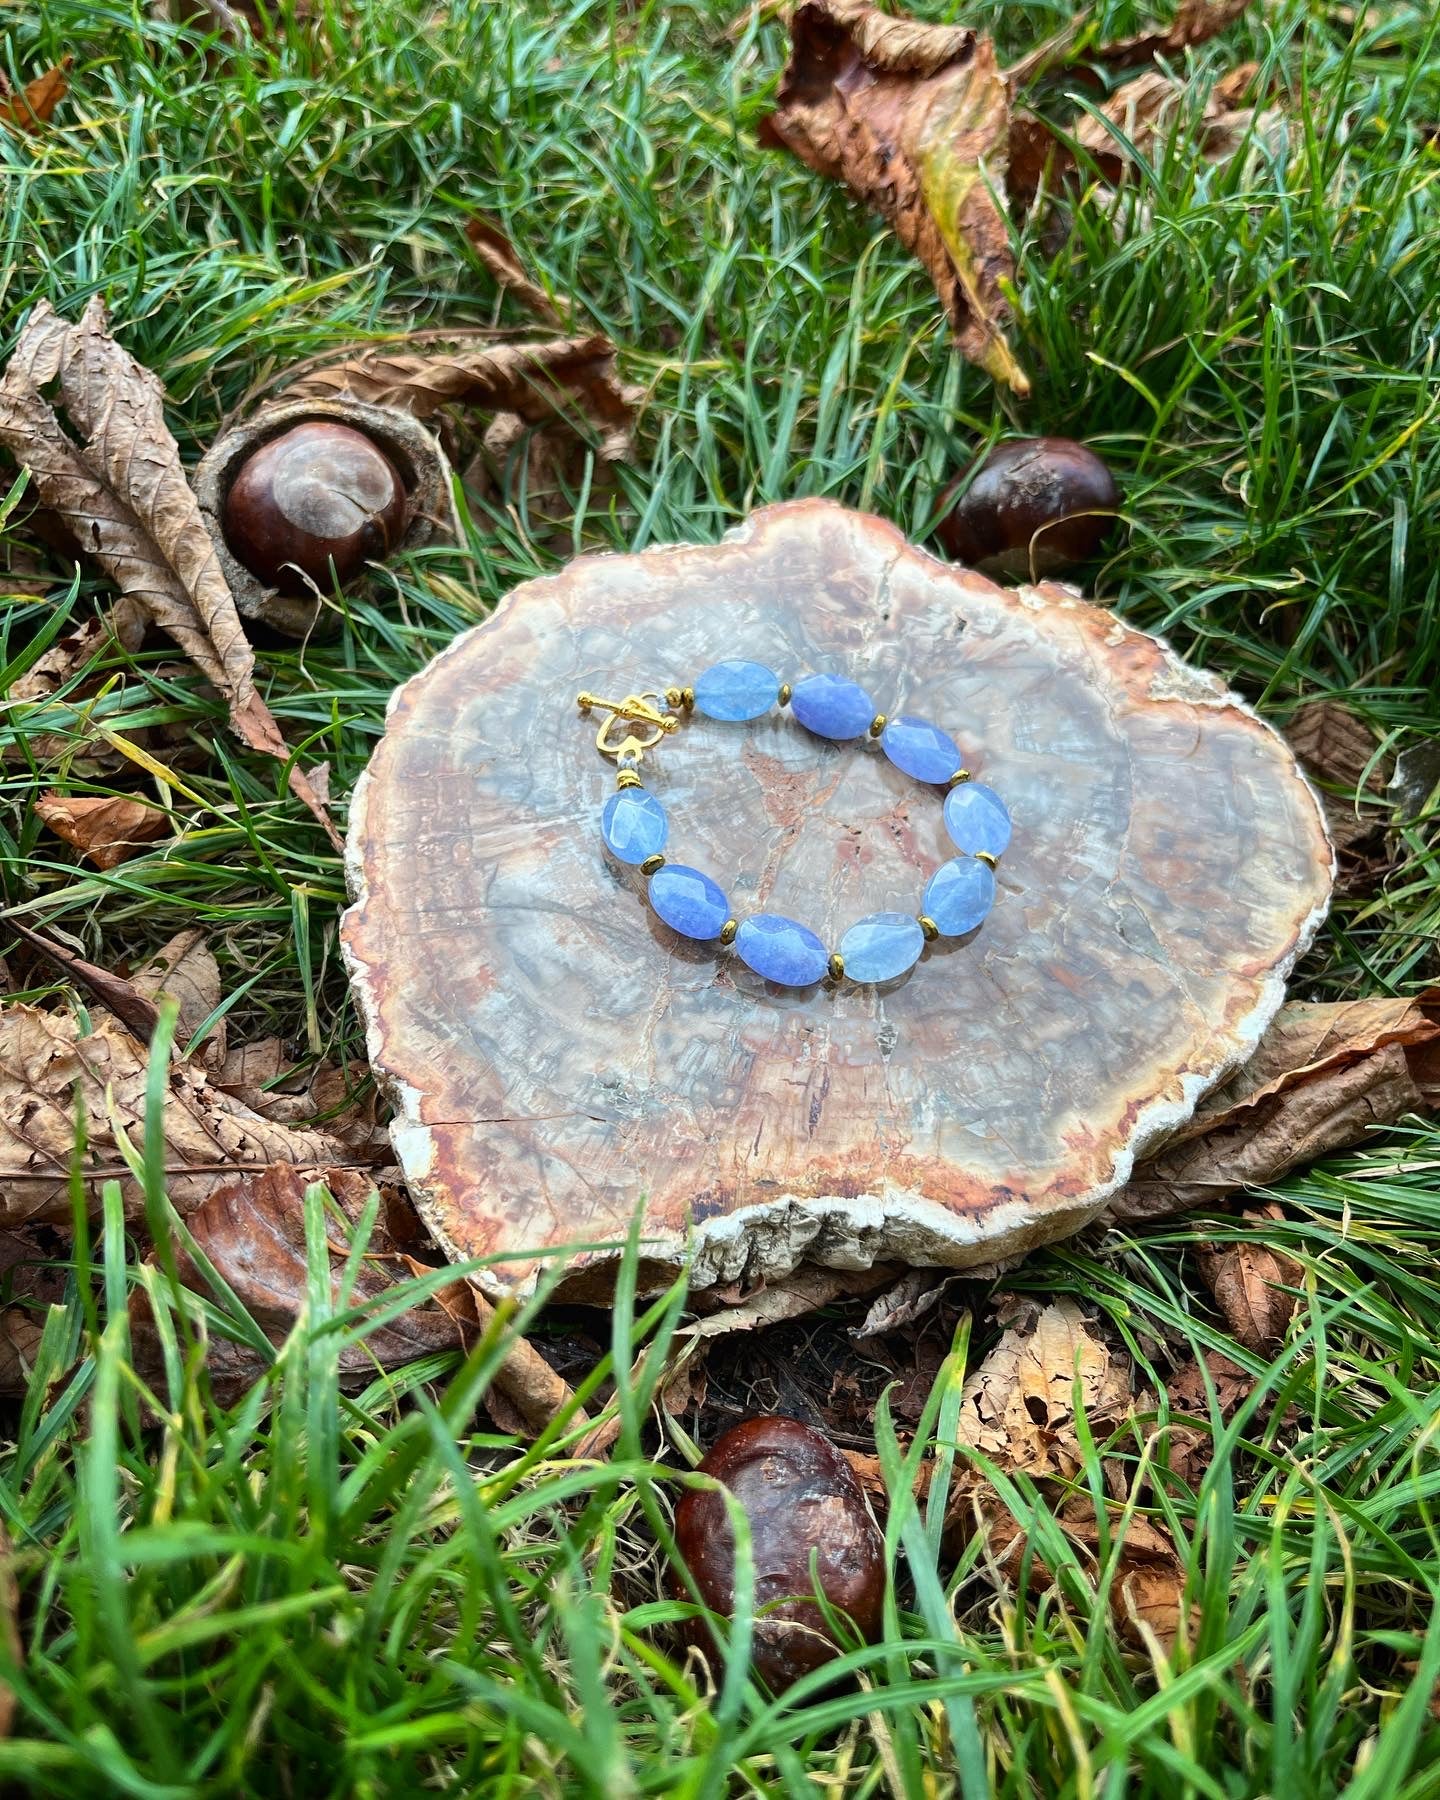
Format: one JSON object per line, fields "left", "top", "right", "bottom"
{"left": 735, "top": 914, "right": 828, "bottom": 986}
{"left": 881, "top": 715, "right": 962, "bottom": 783}
{"left": 600, "top": 787, "right": 668, "bottom": 864}
{"left": 943, "top": 782, "right": 1012, "bottom": 857}
{"left": 648, "top": 864, "right": 729, "bottom": 940}
{"left": 790, "top": 673, "right": 875, "bottom": 741}
{"left": 693, "top": 659, "right": 780, "bottom": 722}
{"left": 923, "top": 858, "right": 996, "bottom": 936}
{"left": 839, "top": 912, "right": 924, "bottom": 983}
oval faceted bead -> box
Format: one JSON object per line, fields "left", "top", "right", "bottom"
{"left": 943, "top": 782, "right": 1012, "bottom": 857}
{"left": 923, "top": 857, "right": 996, "bottom": 936}
{"left": 649, "top": 865, "right": 730, "bottom": 940}
{"left": 880, "top": 716, "right": 963, "bottom": 783}
{"left": 839, "top": 912, "right": 924, "bottom": 983}
{"left": 790, "top": 673, "right": 875, "bottom": 741}
{"left": 600, "top": 787, "right": 668, "bottom": 864}
{"left": 693, "top": 659, "right": 780, "bottom": 722}
{"left": 735, "top": 914, "right": 829, "bottom": 986}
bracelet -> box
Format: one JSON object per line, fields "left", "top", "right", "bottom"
{"left": 577, "top": 659, "right": 1011, "bottom": 988}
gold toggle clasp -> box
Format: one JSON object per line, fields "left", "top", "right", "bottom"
{"left": 576, "top": 690, "right": 680, "bottom": 764}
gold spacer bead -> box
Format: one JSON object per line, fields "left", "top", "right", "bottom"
{"left": 665, "top": 686, "right": 683, "bottom": 707}
{"left": 615, "top": 769, "right": 643, "bottom": 790}
{"left": 778, "top": 683, "right": 792, "bottom": 705}
{"left": 975, "top": 851, "right": 998, "bottom": 869}
{"left": 948, "top": 769, "right": 972, "bottom": 788}
{"left": 680, "top": 687, "right": 695, "bottom": 710}
{"left": 918, "top": 915, "right": 940, "bottom": 942}
{"left": 827, "top": 952, "right": 846, "bottom": 981}
{"left": 640, "top": 854, "right": 666, "bottom": 876}
{"left": 719, "top": 918, "right": 738, "bottom": 945}
{"left": 869, "top": 714, "right": 887, "bottom": 738}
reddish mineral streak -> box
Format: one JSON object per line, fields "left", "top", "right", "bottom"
{"left": 672, "top": 1415, "right": 885, "bottom": 1691}
{"left": 340, "top": 500, "right": 1333, "bottom": 1292}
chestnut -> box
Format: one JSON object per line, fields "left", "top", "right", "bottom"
{"left": 672, "top": 1415, "right": 885, "bottom": 1691}
{"left": 936, "top": 436, "right": 1120, "bottom": 579}
{"left": 222, "top": 420, "right": 407, "bottom": 597}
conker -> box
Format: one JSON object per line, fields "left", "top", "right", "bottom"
{"left": 222, "top": 420, "right": 407, "bottom": 597}
{"left": 672, "top": 1415, "right": 885, "bottom": 1691}
{"left": 936, "top": 436, "right": 1120, "bottom": 578}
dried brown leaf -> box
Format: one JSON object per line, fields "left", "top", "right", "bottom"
{"left": 284, "top": 333, "right": 634, "bottom": 461}
{"left": 851, "top": 1266, "right": 953, "bottom": 1338}
{"left": 465, "top": 215, "right": 568, "bottom": 325}
{"left": 955, "top": 1496, "right": 1191, "bottom": 1652}
{"left": 8, "top": 602, "right": 147, "bottom": 710}
{"left": 1090, "top": 0, "right": 1257, "bottom": 72}
{"left": 132, "top": 929, "right": 223, "bottom": 1063}
{"left": 1072, "top": 63, "right": 1270, "bottom": 169}
{"left": 1164, "top": 1349, "right": 1252, "bottom": 1486}
{"left": 682, "top": 1264, "right": 895, "bottom": 1338}
{"left": 762, "top": 4, "right": 1028, "bottom": 392}
{"left": 8, "top": 921, "right": 162, "bottom": 1043}
{"left": 1010, "top": 63, "right": 1275, "bottom": 207}
{"left": 0, "top": 59, "right": 71, "bottom": 133}
{"left": 34, "top": 792, "right": 170, "bottom": 870}
{"left": 958, "top": 1298, "right": 1133, "bottom": 1479}
{"left": 1195, "top": 1205, "right": 1301, "bottom": 1353}
{"left": 0, "top": 999, "right": 364, "bottom": 1226}
{"left": 0, "top": 300, "right": 336, "bottom": 846}
{"left": 1113, "top": 995, "right": 1440, "bottom": 1221}
{"left": 164, "top": 1165, "right": 463, "bottom": 1370}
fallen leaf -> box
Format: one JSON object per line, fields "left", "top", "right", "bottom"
{"left": 162, "top": 1164, "right": 462, "bottom": 1370}
{"left": 34, "top": 792, "right": 170, "bottom": 870}
{"left": 1195, "top": 1204, "right": 1301, "bottom": 1353}
{"left": 761, "top": 4, "right": 1029, "bottom": 392}
{"left": 213, "top": 1042, "right": 387, "bottom": 1158}
{"left": 1285, "top": 696, "right": 1390, "bottom": 865}
{"left": 1112, "top": 994, "right": 1440, "bottom": 1221}
{"left": 132, "top": 929, "right": 223, "bottom": 1064}
{"left": 1288, "top": 699, "right": 1384, "bottom": 792}
{"left": 957, "top": 1297, "right": 1133, "bottom": 1479}
{"left": 284, "top": 331, "right": 634, "bottom": 461}
{"left": 465, "top": 215, "right": 568, "bottom": 325}
{"left": 986, "top": 1505, "right": 1191, "bottom": 1652}
{"left": 0, "top": 300, "right": 336, "bottom": 847}
{"left": 1010, "top": 62, "right": 1278, "bottom": 213}
{"left": 0, "top": 999, "right": 367, "bottom": 1226}
{"left": 1089, "top": 0, "right": 1258, "bottom": 72}
{"left": 0, "top": 59, "right": 71, "bottom": 133}
{"left": 8, "top": 920, "right": 162, "bottom": 1043}
{"left": 1164, "top": 1349, "right": 1252, "bottom": 1487}
{"left": 682, "top": 1264, "right": 896, "bottom": 1338}
{"left": 1074, "top": 63, "right": 1273, "bottom": 169}
{"left": 851, "top": 1266, "right": 952, "bottom": 1338}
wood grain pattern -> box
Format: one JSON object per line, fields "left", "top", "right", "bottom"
{"left": 342, "top": 501, "right": 1332, "bottom": 1292}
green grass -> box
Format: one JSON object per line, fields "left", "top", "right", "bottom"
{"left": 2, "top": 0, "right": 1439, "bottom": 1792}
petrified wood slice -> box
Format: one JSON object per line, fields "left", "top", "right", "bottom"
{"left": 342, "top": 500, "right": 1332, "bottom": 1292}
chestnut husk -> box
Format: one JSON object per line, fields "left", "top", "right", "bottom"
{"left": 195, "top": 396, "right": 445, "bottom": 637}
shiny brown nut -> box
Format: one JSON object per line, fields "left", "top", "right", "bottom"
{"left": 672, "top": 1415, "right": 885, "bottom": 1691}
{"left": 222, "top": 420, "right": 408, "bottom": 597}
{"left": 936, "top": 436, "right": 1120, "bottom": 578}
